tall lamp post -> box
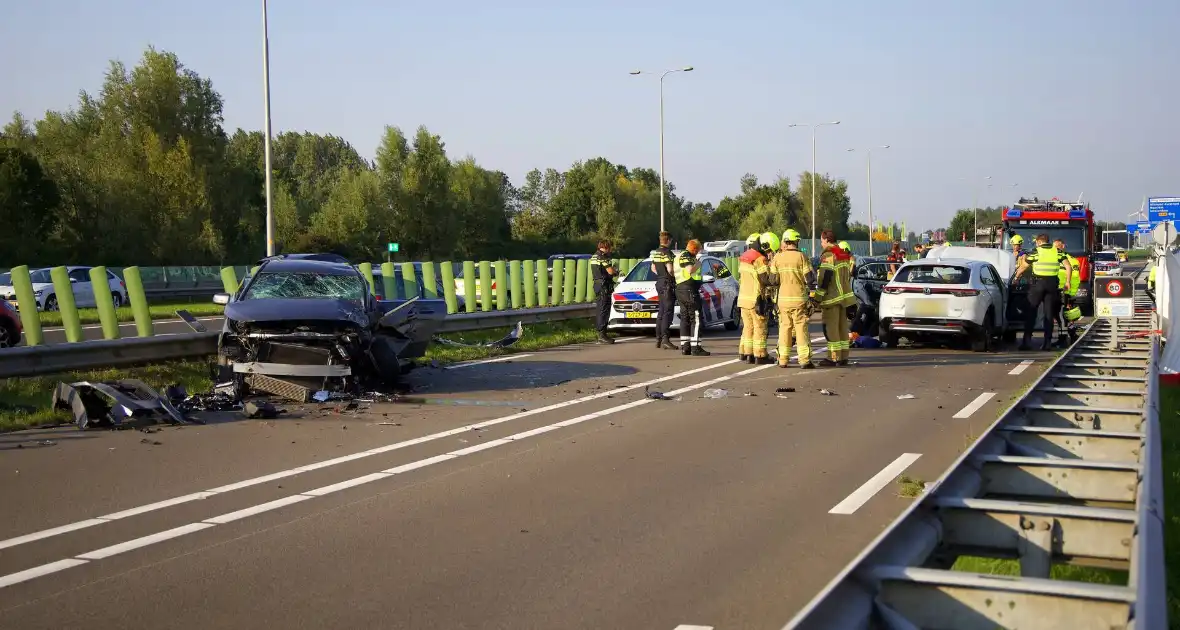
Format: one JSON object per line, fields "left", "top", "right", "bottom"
{"left": 846, "top": 145, "right": 889, "bottom": 256}
{"left": 789, "top": 121, "right": 841, "bottom": 255}
{"left": 262, "top": 0, "right": 276, "bottom": 257}
{"left": 630, "top": 66, "right": 694, "bottom": 233}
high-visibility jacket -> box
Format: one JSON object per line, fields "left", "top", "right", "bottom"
{"left": 589, "top": 251, "right": 615, "bottom": 291}
{"left": 737, "top": 249, "right": 770, "bottom": 309}
{"left": 1025, "top": 244, "right": 1065, "bottom": 278}
{"left": 771, "top": 248, "right": 813, "bottom": 307}
{"left": 650, "top": 246, "right": 674, "bottom": 284}
{"left": 1149, "top": 265, "right": 1157, "bottom": 290}
{"left": 674, "top": 250, "right": 702, "bottom": 286}
{"left": 816, "top": 245, "right": 856, "bottom": 307}
{"left": 1058, "top": 253, "right": 1080, "bottom": 295}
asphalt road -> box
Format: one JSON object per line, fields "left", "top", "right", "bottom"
{"left": 0, "top": 325, "right": 1058, "bottom": 629}
{"left": 31, "top": 316, "right": 223, "bottom": 345}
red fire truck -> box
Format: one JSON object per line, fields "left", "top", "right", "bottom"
{"left": 1001, "top": 197, "right": 1097, "bottom": 314}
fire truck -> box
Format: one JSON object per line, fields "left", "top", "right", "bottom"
{"left": 1000, "top": 197, "right": 1097, "bottom": 314}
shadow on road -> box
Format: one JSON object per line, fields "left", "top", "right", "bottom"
{"left": 410, "top": 361, "right": 641, "bottom": 395}
{"left": 0, "top": 430, "right": 98, "bottom": 450}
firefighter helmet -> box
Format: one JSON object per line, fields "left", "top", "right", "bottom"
{"left": 782, "top": 228, "right": 801, "bottom": 243}
{"left": 760, "top": 231, "right": 781, "bottom": 253}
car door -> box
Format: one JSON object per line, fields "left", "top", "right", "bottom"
{"left": 855, "top": 262, "right": 890, "bottom": 308}
{"left": 984, "top": 265, "right": 1005, "bottom": 327}
{"left": 710, "top": 256, "right": 737, "bottom": 317}
{"left": 67, "top": 267, "right": 95, "bottom": 307}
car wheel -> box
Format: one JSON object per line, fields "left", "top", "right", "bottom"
{"left": 972, "top": 310, "right": 994, "bottom": 352}
{"left": 111, "top": 292, "right": 123, "bottom": 308}
{"left": 724, "top": 298, "right": 740, "bottom": 330}
{"left": 0, "top": 324, "right": 15, "bottom": 348}
{"left": 44, "top": 295, "right": 58, "bottom": 312}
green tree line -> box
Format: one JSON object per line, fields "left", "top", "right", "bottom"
{"left": 0, "top": 47, "right": 855, "bottom": 267}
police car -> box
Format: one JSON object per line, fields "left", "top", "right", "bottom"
{"left": 606, "top": 253, "right": 740, "bottom": 335}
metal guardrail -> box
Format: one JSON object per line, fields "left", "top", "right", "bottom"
{"left": 785, "top": 291, "right": 1166, "bottom": 628}
{"left": 0, "top": 305, "right": 595, "bottom": 379}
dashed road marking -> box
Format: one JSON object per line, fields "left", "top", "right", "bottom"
{"left": 444, "top": 354, "right": 536, "bottom": 370}
{"left": 829, "top": 453, "right": 923, "bottom": 515}
{"left": 1008, "top": 359, "right": 1034, "bottom": 375}
{"left": 952, "top": 392, "right": 997, "bottom": 419}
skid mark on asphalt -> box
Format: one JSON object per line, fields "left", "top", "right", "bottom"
{"left": 0, "top": 361, "right": 778, "bottom": 590}
{"left": 828, "top": 453, "right": 922, "bottom": 515}
{"left": 952, "top": 392, "right": 996, "bottom": 418}
{"left": 0, "top": 359, "right": 745, "bottom": 554}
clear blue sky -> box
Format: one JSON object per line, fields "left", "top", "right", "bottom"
{"left": 3, "top": 0, "right": 1177, "bottom": 232}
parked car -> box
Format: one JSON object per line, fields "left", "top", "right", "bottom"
{"left": 1091, "top": 251, "right": 1123, "bottom": 277}
{"left": 878, "top": 257, "right": 1009, "bottom": 352}
{"left": 0, "top": 299, "right": 22, "bottom": 348}
{"left": 606, "top": 254, "right": 739, "bottom": 335}
{"left": 0, "top": 267, "right": 128, "bottom": 312}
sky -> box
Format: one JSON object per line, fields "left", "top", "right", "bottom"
{"left": 2, "top": 0, "right": 1178, "bottom": 233}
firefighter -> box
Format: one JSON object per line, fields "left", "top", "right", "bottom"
{"left": 771, "top": 228, "right": 815, "bottom": 369}
{"left": 814, "top": 230, "right": 856, "bottom": 366}
{"left": 649, "top": 231, "right": 677, "bottom": 349}
{"left": 590, "top": 239, "right": 618, "bottom": 344}
{"left": 746, "top": 233, "right": 761, "bottom": 251}
{"left": 1053, "top": 238, "right": 1081, "bottom": 347}
{"left": 839, "top": 240, "right": 855, "bottom": 267}
{"left": 1014, "top": 233, "right": 1071, "bottom": 351}
{"left": 1010, "top": 234, "right": 1025, "bottom": 259}
{"left": 737, "top": 231, "right": 775, "bottom": 364}
{"left": 674, "top": 240, "right": 710, "bottom": 356}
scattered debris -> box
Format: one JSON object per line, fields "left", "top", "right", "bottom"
{"left": 775, "top": 394, "right": 792, "bottom": 399}
{"left": 644, "top": 387, "right": 676, "bottom": 401}
{"left": 775, "top": 387, "right": 796, "bottom": 394}
{"left": 140, "top": 438, "right": 163, "bottom": 446}
{"left": 702, "top": 388, "right": 729, "bottom": 399}
{"left": 743, "top": 392, "right": 757, "bottom": 397}
{"left": 819, "top": 389, "right": 837, "bottom": 396}
{"left": 53, "top": 380, "right": 187, "bottom": 430}
{"left": 432, "top": 322, "right": 524, "bottom": 350}
{"left": 896, "top": 394, "right": 916, "bottom": 400}
{"left": 244, "top": 401, "right": 283, "bottom": 420}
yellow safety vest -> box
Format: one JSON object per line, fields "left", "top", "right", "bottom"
{"left": 1057, "top": 254, "right": 1080, "bottom": 294}
{"left": 674, "top": 251, "right": 702, "bottom": 284}
{"left": 1026, "top": 244, "right": 1063, "bottom": 278}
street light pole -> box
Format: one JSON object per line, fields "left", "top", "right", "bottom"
{"left": 847, "top": 145, "right": 889, "bottom": 256}
{"left": 789, "top": 121, "right": 841, "bottom": 255}
{"left": 630, "top": 67, "right": 694, "bottom": 234}
{"left": 262, "top": 0, "right": 276, "bottom": 257}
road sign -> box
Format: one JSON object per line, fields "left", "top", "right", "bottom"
{"left": 1094, "top": 276, "right": 1134, "bottom": 319}
{"left": 1147, "top": 197, "right": 1179, "bottom": 223}
{"left": 1127, "top": 220, "right": 1153, "bottom": 234}
{"left": 388, "top": 242, "right": 399, "bottom": 253}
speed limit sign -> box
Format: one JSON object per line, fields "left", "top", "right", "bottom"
{"left": 1095, "top": 276, "right": 1134, "bottom": 318}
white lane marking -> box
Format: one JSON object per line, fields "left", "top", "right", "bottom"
{"left": 0, "top": 359, "right": 741, "bottom": 553}
{"left": 0, "top": 559, "right": 90, "bottom": 589}
{"left": 444, "top": 354, "right": 536, "bottom": 370}
{"left": 828, "top": 453, "right": 923, "bottom": 515}
{"left": 675, "top": 626, "right": 715, "bottom": 630}
{"left": 0, "top": 362, "right": 776, "bottom": 589}
{"left": 75, "top": 523, "right": 215, "bottom": 560}
{"left": 952, "top": 392, "right": 997, "bottom": 419}
{"left": 1008, "top": 359, "right": 1034, "bottom": 375}
{"left": 810, "top": 336, "right": 826, "bottom": 343}
{"left": 41, "top": 316, "right": 222, "bottom": 333}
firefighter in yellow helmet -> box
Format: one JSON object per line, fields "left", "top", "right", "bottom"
{"left": 1010, "top": 234, "right": 1025, "bottom": 259}
{"left": 814, "top": 231, "right": 856, "bottom": 366}
{"left": 770, "top": 228, "right": 815, "bottom": 369}
{"left": 746, "top": 233, "right": 761, "bottom": 251}
{"left": 737, "top": 231, "right": 776, "bottom": 364}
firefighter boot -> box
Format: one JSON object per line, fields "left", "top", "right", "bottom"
{"left": 681, "top": 343, "right": 692, "bottom": 356}
{"left": 691, "top": 345, "right": 712, "bottom": 357}
{"left": 753, "top": 355, "right": 774, "bottom": 365}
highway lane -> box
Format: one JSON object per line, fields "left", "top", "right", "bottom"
{"left": 0, "top": 330, "right": 1058, "bottom": 629}
{"left": 28, "top": 316, "right": 223, "bottom": 345}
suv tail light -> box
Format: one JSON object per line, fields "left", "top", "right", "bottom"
{"left": 950, "top": 289, "right": 980, "bottom": 297}
{"left": 883, "top": 286, "right": 905, "bottom": 294}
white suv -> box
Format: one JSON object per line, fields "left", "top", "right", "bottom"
{"left": 878, "top": 258, "right": 1009, "bottom": 351}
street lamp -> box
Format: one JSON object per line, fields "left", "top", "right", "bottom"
{"left": 262, "top": 0, "right": 276, "bottom": 256}
{"left": 959, "top": 176, "right": 992, "bottom": 245}
{"left": 789, "top": 121, "right": 841, "bottom": 255}
{"left": 630, "top": 66, "right": 694, "bottom": 233}
{"left": 846, "top": 145, "right": 889, "bottom": 256}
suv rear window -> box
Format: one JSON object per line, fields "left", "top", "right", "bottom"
{"left": 896, "top": 265, "right": 971, "bottom": 285}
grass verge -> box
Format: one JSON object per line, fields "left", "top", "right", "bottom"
{"left": 896, "top": 475, "right": 925, "bottom": 498}
{"left": 424, "top": 318, "right": 598, "bottom": 364}
{"left": 950, "top": 556, "right": 1127, "bottom": 584}
{"left": 1161, "top": 383, "right": 1180, "bottom": 626}
{"left": 37, "top": 301, "right": 224, "bottom": 327}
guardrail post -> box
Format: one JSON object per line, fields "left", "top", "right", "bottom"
{"left": 400, "top": 262, "right": 418, "bottom": 298}
{"left": 508, "top": 260, "right": 523, "bottom": 309}
{"left": 493, "top": 260, "right": 508, "bottom": 311}
{"left": 478, "top": 261, "right": 493, "bottom": 312}
{"left": 521, "top": 260, "right": 535, "bottom": 308}
{"left": 89, "top": 266, "right": 120, "bottom": 340}
{"left": 219, "top": 266, "right": 238, "bottom": 295}
{"left": 462, "top": 261, "right": 477, "bottom": 313}
{"left": 358, "top": 262, "right": 376, "bottom": 295}
{"left": 49, "top": 266, "right": 83, "bottom": 343}
{"left": 122, "top": 266, "right": 154, "bottom": 337}
{"left": 551, "top": 259, "right": 565, "bottom": 305}
{"left": 420, "top": 262, "right": 438, "bottom": 298}
{"left": 9, "top": 266, "right": 43, "bottom": 346}
{"left": 440, "top": 262, "right": 458, "bottom": 314}
{"left": 380, "top": 262, "right": 398, "bottom": 300}
{"left": 535, "top": 259, "right": 549, "bottom": 307}
{"left": 562, "top": 259, "right": 577, "bottom": 304}
{"left": 574, "top": 258, "right": 589, "bottom": 304}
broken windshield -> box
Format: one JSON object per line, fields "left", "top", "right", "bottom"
{"left": 244, "top": 272, "right": 366, "bottom": 303}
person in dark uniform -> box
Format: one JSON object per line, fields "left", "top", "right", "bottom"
{"left": 649, "top": 231, "right": 677, "bottom": 349}
{"left": 1014, "top": 233, "right": 1072, "bottom": 351}
{"left": 674, "top": 239, "right": 710, "bottom": 356}
{"left": 590, "top": 239, "right": 618, "bottom": 344}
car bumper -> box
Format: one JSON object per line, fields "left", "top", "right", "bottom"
{"left": 883, "top": 317, "right": 984, "bottom": 337}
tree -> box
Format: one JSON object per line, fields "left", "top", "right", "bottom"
{"left": 0, "top": 147, "right": 61, "bottom": 265}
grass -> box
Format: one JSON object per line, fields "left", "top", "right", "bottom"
{"left": 949, "top": 556, "right": 1128, "bottom": 584}
{"left": 1161, "top": 383, "right": 1180, "bottom": 626}
{"left": 896, "top": 475, "right": 926, "bottom": 498}
{"left": 0, "top": 361, "right": 213, "bottom": 433}
{"left": 424, "top": 318, "right": 598, "bottom": 364}
{"left": 36, "top": 301, "right": 225, "bottom": 327}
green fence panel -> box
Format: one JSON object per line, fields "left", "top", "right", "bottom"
{"left": 462, "top": 261, "right": 477, "bottom": 312}
{"left": 400, "top": 262, "right": 418, "bottom": 298}
{"left": 478, "top": 261, "right": 493, "bottom": 312}
{"left": 220, "top": 267, "right": 239, "bottom": 295}
{"left": 123, "top": 266, "right": 154, "bottom": 337}
{"left": 562, "top": 259, "right": 577, "bottom": 304}
{"left": 9, "top": 266, "right": 42, "bottom": 346}
{"left": 550, "top": 259, "right": 564, "bottom": 305}
{"left": 521, "top": 260, "right": 536, "bottom": 308}
{"left": 535, "top": 259, "right": 549, "bottom": 307}
{"left": 440, "top": 262, "right": 458, "bottom": 314}
{"left": 49, "top": 266, "right": 83, "bottom": 343}
{"left": 574, "top": 258, "right": 589, "bottom": 303}
{"left": 89, "top": 266, "right": 120, "bottom": 340}
{"left": 421, "top": 262, "right": 438, "bottom": 298}
{"left": 357, "top": 262, "right": 376, "bottom": 295}
{"left": 508, "top": 261, "right": 523, "bottom": 310}
{"left": 493, "top": 261, "right": 508, "bottom": 311}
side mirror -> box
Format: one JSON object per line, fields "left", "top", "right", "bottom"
{"left": 212, "top": 293, "right": 231, "bottom": 305}
{"left": 702, "top": 274, "right": 716, "bottom": 283}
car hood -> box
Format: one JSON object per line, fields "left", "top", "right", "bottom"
{"left": 611, "top": 281, "right": 657, "bottom": 299}
{"left": 224, "top": 298, "right": 370, "bottom": 328}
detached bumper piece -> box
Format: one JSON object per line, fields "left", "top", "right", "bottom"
{"left": 52, "top": 380, "right": 187, "bottom": 430}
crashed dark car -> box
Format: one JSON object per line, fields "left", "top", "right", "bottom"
{"left": 213, "top": 253, "right": 447, "bottom": 399}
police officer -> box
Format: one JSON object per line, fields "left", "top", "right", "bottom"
{"left": 649, "top": 231, "right": 677, "bottom": 349}
{"left": 590, "top": 239, "right": 618, "bottom": 345}
{"left": 1053, "top": 238, "right": 1081, "bottom": 347}
{"left": 772, "top": 229, "right": 815, "bottom": 369}
{"left": 674, "top": 240, "right": 710, "bottom": 356}
{"left": 737, "top": 231, "right": 775, "bottom": 364}
{"left": 814, "top": 231, "right": 856, "bottom": 366}
{"left": 1014, "top": 233, "right": 1072, "bottom": 351}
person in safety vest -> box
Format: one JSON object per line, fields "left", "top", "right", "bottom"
{"left": 737, "top": 231, "right": 776, "bottom": 364}
{"left": 649, "top": 231, "right": 678, "bottom": 350}
{"left": 674, "top": 240, "right": 711, "bottom": 356}
{"left": 1014, "top": 233, "right": 1071, "bottom": 351}
{"left": 590, "top": 240, "right": 618, "bottom": 344}
{"left": 1053, "top": 238, "right": 1081, "bottom": 347}
{"left": 839, "top": 241, "right": 855, "bottom": 268}
{"left": 814, "top": 230, "right": 856, "bottom": 366}
{"left": 746, "top": 233, "right": 761, "bottom": 251}
{"left": 1010, "top": 234, "right": 1025, "bottom": 259}
{"left": 771, "top": 228, "right": 816, "bottom": 369}
{"left": 1147, "top": 262, "right": 1157, "bottom": 303}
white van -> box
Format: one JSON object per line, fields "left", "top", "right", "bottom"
{"left": 703, "top": 240, "right": 747, "bottom": 258}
